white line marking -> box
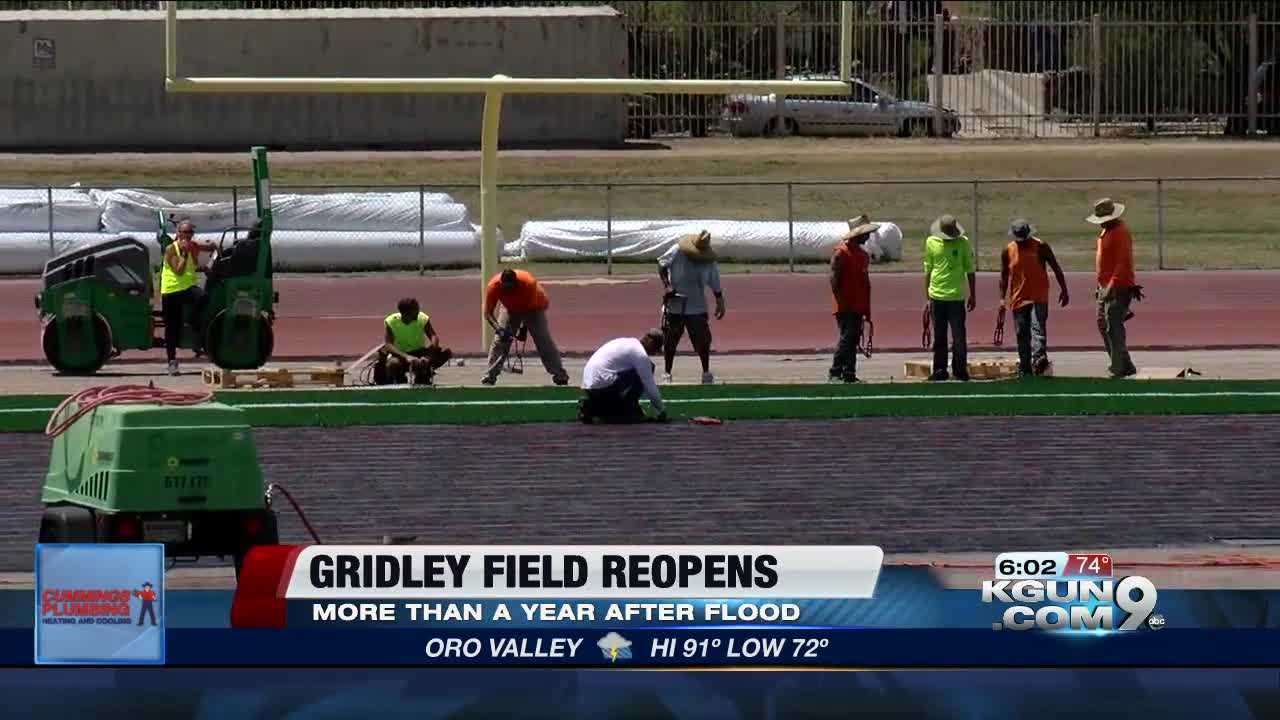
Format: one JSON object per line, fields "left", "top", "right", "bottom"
{"left": 1, "top": 390, "right": 1278, "bottom": 414}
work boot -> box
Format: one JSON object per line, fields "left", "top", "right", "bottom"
{"left": 661, "top": 373, "right": 673, "bottom": 384}
{"left": 167, "top": 360, "right": 179, "bottom": 376}
{"left": 928, "top": 371, "right": 949, "bottom": 382}
{"left": 481, "top": 376, "right": 496, "bottom": 386}
{"left": 1033, "top": 357, "right": 1051, "bottom": 376}
{"left": 701, "top": 371, "right": 715, "bottom": 385}
{"left": 552, "top": 374, "right": 569, "bottom": 387}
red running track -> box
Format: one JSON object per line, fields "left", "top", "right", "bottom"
{"left": 0, "top": 270, "right": 1277, "bottom": 362}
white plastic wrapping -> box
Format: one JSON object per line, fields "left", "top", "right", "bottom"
{"left": 0, "top": 189, "right": 102, "bottom": 232}
{"left": 504, "top": 219, "right": 905, "bottom": 263}
{"left": 96, "top": 189, "right": 470, "bottom": 234}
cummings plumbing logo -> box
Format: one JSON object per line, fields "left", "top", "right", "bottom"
{"left": 35, "top": 544, "right": 166, "bottom": 664}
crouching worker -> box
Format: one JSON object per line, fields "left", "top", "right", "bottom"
{"left": 375, "top": 297, "right": 453, "bottom": 386}
{"left": 578, "top": 329, "right": 668, "bottom": 424}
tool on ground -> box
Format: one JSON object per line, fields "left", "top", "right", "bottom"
{"left": 38, "top": 384, "right": 283, "bottom": 581}
{"left": 498, "top": 324, "right": 528, "bottom": 374}
{"left": 993, "top": 306, "right": 1007, "bottom": 346}
{"left": 688, "top": 416, "right": 724, "bottom": 425}
{"left": 859, "top": 319, "right": 874, "bottom": 359}
{"left": 35, "top": 147, "right": 278, "bottom": 376}
{"left": 922, "top": 303, "right": 933, "bottom": 349}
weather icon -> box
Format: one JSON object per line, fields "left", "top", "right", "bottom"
{"left": 597, "top": 632, "right": 633, "bottom": 662}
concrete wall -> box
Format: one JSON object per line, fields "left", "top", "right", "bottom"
{"left": 0, "top": 7, "right": 628, "bottom": 150}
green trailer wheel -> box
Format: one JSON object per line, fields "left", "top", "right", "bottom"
{"left": 41, "top": 314, "right": 112, "bottom": 375}
{"left": 205, "top": 309, "right": 274, "bottom": 370}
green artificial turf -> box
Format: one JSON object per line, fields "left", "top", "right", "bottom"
{"left": 1, "top": 378, "right": 1278, "bottom": 433}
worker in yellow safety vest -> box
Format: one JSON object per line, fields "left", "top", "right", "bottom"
{"left": 159, "top": 221, "right": 212, "bottom": 376}
{"left": 376, "top": 297, "right": 453, "bottom": 385}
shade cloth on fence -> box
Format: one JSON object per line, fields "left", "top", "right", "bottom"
{"left": 503, "top": 219, "right": 904, "bottom": 263}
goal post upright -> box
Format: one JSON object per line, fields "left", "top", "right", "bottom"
{"left": 163, "top": 1, "right": 856, "bottom": 352}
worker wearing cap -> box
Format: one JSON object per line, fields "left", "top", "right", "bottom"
{"left": 999, "top": 219, "right": 1069, "bottom": 377}
{"left": 158, "top": 221, "right": 213, "bottom": 376}
{"left": 1088, "top": 198, "right": 1138, "bottom": 378}
{"left": 578, "top": 329, "right": 667, "bottom": 424}
{"left": 829, "top": 221, "right": 876, "bottom": 383}
{"left": 923, "top": 214, "right": 976, "bottom": 381}
{"left": 482, "top": 268, "right": 569, "bottom": 386}
{"left": 657, "top": 230, "right": 725, "bottom": 384}
{"left": 376, "top": 297, "right": 452, "bottom": 386}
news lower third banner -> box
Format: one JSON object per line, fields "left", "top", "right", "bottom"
{"left": 22, "top": 544, "right": 1280, "bottom": 666}
{"left": 34, "top": 543, "right": 165, "bottom": 665}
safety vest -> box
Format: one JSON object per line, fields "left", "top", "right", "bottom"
{"left": 385, "top": 311, "right": 429, "bottom": 352}
{"left": 160, "top": 245, "right": 197, "bottom": 295}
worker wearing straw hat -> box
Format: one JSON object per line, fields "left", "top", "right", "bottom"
{"left": 923, "top": 214, "right": 976, "bottom": 381}
{"left": 657, "top": 230, "right": 725, "bottom": 385}
{"left": 828, "top": 220, "right": 877, "bottom": 383}
{"left": 1087, "top": 197, "right": 1140, "bottom": 378}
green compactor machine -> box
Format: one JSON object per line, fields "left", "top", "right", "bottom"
{"left": 37, "top": 386, "right": 280, "bottom": 577}
{"left": 35, "top": 146, "right": 278, "bottom": 375}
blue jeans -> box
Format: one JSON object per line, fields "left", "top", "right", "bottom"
{"left": 1013, "top": 302, "right": 1049, "bottom": 373}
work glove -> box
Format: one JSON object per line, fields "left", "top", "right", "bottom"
{"left": 714, "top": 295, "right": 726, "bottom": 320}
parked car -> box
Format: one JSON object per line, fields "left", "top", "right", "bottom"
{"left": 720, "top": 75, "right": 960, "bottom": 138}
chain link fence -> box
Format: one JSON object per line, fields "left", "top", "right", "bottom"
{"left": 14, "top": 1, "right": 1280, "bottom": 139}
{"left": 3, "top": 176, "right": 1278, "bottom": 275}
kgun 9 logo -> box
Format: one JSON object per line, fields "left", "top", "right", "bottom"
{"left": 981, "top": 576, "right": 1161, "bottom": 631}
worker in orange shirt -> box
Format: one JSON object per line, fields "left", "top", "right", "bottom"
{"left": 828, "top": 221, "right": 877, "bottom": 383}
{"left": 482, "top": 268, "right": 570, "bottom": 386}
{"left": 1087, "top": 198, "right": 1141, "bottom": 378}
{"left": 999, "top": 219, "right": 1069, "bottom": 377}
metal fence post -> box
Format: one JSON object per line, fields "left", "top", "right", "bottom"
{"left": 231, "top": 186, "right": 239, "bottom": 227}
{"left": 1248, "top": 15, "right": 1259, "bottom": 136}
{"left": 1091, "top": 13, "right": 1102, "bottom": 138}
{"left": 775, "top": 4, "right": 786, "bottom": 123}
{"left": 46, "top": 186, "right": 54, "bottom": 258}
{"left": 1155, "top": 178, "right": 1165, "bottom": 270}
{"left": 786, "top": 183, "right": 795, "bottom": 273}
{"left": 605, "top": 183, "right": 613, "bottom": 276}
{"left": 970, "top": 180, "right": 980, "bottom": 271}
{"left": 932, "top": 13, "right": 945, "bottom": 138}
{"left": 418, "top": 185, "right": 426, "bottom": 276}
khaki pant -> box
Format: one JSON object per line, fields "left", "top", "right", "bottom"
{"left": 485, "top": 306, "right": 569, "bottom": 383}
{"left": 1096, "top": 286, "right": 1137, "bottom": 377}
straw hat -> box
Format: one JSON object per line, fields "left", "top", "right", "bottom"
{"left": 844, "top": 221, "right": 880, "bottom": 243}
{"left": 848, "top": 214, "right": 871, "bottom": 228}
{"left": 1086, "top": 197, "right": 1126, "bottom": 224}
{"left": 930, "top": 214, "right": 965, "bottom": 240}
{"left": 677, "top": 230, "right": 716, "bottom": 263}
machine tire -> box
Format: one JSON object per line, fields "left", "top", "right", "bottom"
{"left": 42, "top": 313, "right": 112, "bottom": 376}
{"left": 205, "top": 310, "right": 274, "bottom": 370}
{"left": 38, "top": 506, "right": 97, "bottom": 544}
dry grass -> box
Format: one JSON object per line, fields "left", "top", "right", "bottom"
{"left": 2, "top": 137, "right": 1278, "bottom": 273}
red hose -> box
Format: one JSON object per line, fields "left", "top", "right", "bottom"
{"left": 267, "top": 483, "right": 324, "bottom": 545}
{"left": 45, "top": 385, "right": 215, "bottom": 438}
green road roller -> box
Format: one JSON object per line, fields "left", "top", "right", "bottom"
{"left": 35, "top": 146, "right": 278, "bottom": 374}
{"left": 37, "top": 386, "right": 280, "bottom": 578}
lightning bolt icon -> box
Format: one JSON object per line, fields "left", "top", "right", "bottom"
{"left": 610, "top": 645, "right": 618, "bottom": 662}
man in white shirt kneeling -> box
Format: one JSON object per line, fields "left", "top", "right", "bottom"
{"left": 578, "top": 329, "right": 669, "bottom": 424}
